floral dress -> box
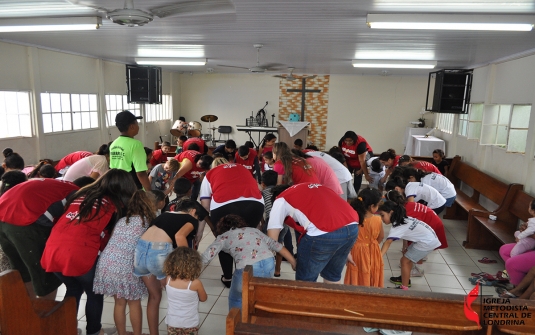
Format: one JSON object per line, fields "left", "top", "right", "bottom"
{"left": 93, "top": 215, "right": 149, "bottom": 300}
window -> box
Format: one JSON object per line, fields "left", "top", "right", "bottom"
{"left": 41, "top": 93, "right": 98, "bottom": 133}
{"left": 480, "top": 104, "right": 531, "bottom": 153}
{"left": 458, "top": 103, "right": 483, "bottom": 139}
{"left": 145, "top": 95, "right": 172, "bottom": 122}
{"left": 0, "top": 91, "right": 32, "bottom": 139}
{"left": 105, "top": 95, "right": 141, "bottom": 127}
{"left": 435, "top": 112, "right": 454, "bottom": 134}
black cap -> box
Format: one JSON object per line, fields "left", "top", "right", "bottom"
{"left": 115, "top": 110, "right": 142, "bottom": 125}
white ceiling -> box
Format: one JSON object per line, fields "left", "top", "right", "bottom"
{"left": 2, "top": 0, "right": 535, "bottom": 76}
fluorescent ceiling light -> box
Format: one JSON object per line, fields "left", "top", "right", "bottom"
{"left": 352, "top": 60, "right": 437, "bottom": 69}
{"left": 373, "top": 1, "right": 534, "bottom": 11}
{"left": 0, "top": 17, "right": 101, "bottom": 32}
{"left": 354, "top": 50, "right": 435, "bottom": 60}
{"left": 135, "top": 58, "right": 206, "bottom": 66}
{"left": 367, "top": 14, "right": 534, "bottom": 31}
{"left": 137, "top": 45, "right": 205, "bottom": 58}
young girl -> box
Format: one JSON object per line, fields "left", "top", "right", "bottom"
{"left": 510, "top": 200, "right": 535, "bottom": 257}
{"left": 201, "top": 214, "right": 296, "bottom": 309}
{"left": 93, "top": 190, "right": 156, "bottom": 335}
{"left": 163, "top": 247, "right": 207, "bottom": 335}
{"left": 262, "top": 151, "right": 275, "bottom": 171}
{"left": 378, "top": 148, "right": 400, "bottom": 184}
{"left": 432, "top": 149, "right": 449, "bottom": 175}
{"left": 344, "top": 188, "right": 384, "bottom": 287}
{"left": 385, "top": 178, "right": 447, "bottom": 215}
{"left": 378, "top": 200, "right": 441, "bottom": 290}
{"left": 401, "top": 167, "right": 456, "bottom": 208}
{"left": 272, "top": 142, "right": 319, "bottom": 185}
{"left": 258, "top": 133, "right": 276, "bottom": 157}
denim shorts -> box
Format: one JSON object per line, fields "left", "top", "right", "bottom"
{"left": 133, "top": 239, "right": 173, "bottom": 280}
{"left": 444, "top": 196, "right": 456, "bottom": 207}
{"left": 404, "top": 244, "right": 432, "bottom": 264}
{"left": 296, "top": 224, "right": 359, "bottom": 282}
{"left": 228, "top": 257, "right": 274, "bottom": 310}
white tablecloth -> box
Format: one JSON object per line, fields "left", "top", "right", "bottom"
{"left": 403, "top": 127, "right": 432, "bottom": 154}
{"left": 278, "top": 121, "right": 310, "bottom": 137}
{"left": 410, "top": 135, "right": 445, "bottom": 157}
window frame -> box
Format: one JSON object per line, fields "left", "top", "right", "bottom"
{"left": 40, "top": 92, "right": 99, "bottom": 134}
{"left": 0, "top": 90, "right": 33, "bottom": 139}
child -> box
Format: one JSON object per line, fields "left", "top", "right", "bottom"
{"left": 175, "top": 135, "right": 188, "bottom": 155}
{"left": 93, "top": 190, "right": 156, "bottom": 335}
{"left": 385, "top": 178, "right": 447, "bottom": 215}
{"left": 401, "top": 167, "right": 456, "bottom": 208}
{"left": 367, "top": 157, "right": 385, "bottom": 191}
{"left": 510, "top": 200, "right": 535, "bottom": 257}
{"left": 345, "top": 188, "right": 384, "bottom": 287}
{"left": 150, "top": 141, "right": 171, "bottom": 167}
{"left": 163, "top": 247, "right": 207, "bottom": 335}
{"left": 150, "top": 189, "right": 167, "bottom": 215}
{"left": 201, "top": 214, "right": 296, "bottom": 309}
{"left": 293, "top": 138, "right": 303, "bottom": 151}
{"left": 432, "top": 149, "right": 449, "bottom": 175}
{"left": 378, "top": 200, "right": 441, "bottom": 290}
{"left": 149, "top": 158, "right": 180, "bottom": 195}
{"left": 258, "top": 133, "right": 276, "bottom": 158}
{"left": 262, "top": 151, "right": 275, "bottom": 171}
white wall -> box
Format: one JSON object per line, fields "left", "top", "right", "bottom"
{"left": 178, "top": 73, "right": 429, "bottom": 152}
{"left": 0, "top": 41, "right": 174, "bottom": 164}
{"left": 435, "top": 54, "right": 535, "bottom": 193}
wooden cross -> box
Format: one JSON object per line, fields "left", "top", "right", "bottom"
{"left": 287, "top": 77, "right": 321, "bottom": 121}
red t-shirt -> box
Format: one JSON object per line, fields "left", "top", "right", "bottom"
{"left": 275, "top": 183, "right": 359, "bottom": 232}
{"left": 305, "top": 157, "right": 342, "bottom": 194}
{"left": 183, "top": 138, "right": 206, "bottom": 153}
{"left": 55, "top": 151, "right": 93, "bottom": 172}
{"left": 200, "top": 163, "right": 262, "bottom": 205}
{"left": 235, "top": 148, "right": 257, "bottom": 176}
{"left": 273, "top": 159, "right": 319, "bottom": 185}
{"left": 150, "top": 149, "right": 168, "bottom": 167}
{"left": 405, "top": 202, "right": 448, "bottom": 249}
{"left": 175, "top": 150, "right": 203, "bottom": 182}
{"left": 340, "top": 136, "right": 372, "bottom": 169}
{"left": 41, "top": 196, "right": 117, "bottom": 276}
{"left": 0, "top": 179, "right": 79, "bottom": 226}
{"left": 413, "top": 161, "right": 442, "bottom": 175}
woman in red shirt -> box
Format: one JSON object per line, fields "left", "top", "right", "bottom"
{"left": 338, "top": 131, "right": 373, "bottom": 192}
{"left": 272, "top": 142, "right": 319, "bottom": 185}
{"left": 41, "top": 169, "right": 137, "bottom": 335}
{"left": 379, "top": 148, "right": 401, "bottom": 184}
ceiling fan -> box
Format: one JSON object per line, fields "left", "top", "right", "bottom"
{"left": 67, "top": 0, "right": 235, "bottom": 27}
{"left": 274, "top": 67, "right": 317, "bottom": 81}
{"left": 218, "top": 44, "right": 285, "bottom": 73}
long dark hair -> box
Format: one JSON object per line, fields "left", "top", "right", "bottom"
{"left": 66, "top": 169, "right": 137, "bottom": 223}
{"left": 385, "top": 189, "right": 407, "bottom": 206}
{"left": 0, "top": 170, "right": 27, "bottom": 195}
{"left": 379, "top": 149, "right": 397, "bottom": 162}
{"left": 378, "top": 200, "right": 407, "bottom": 227}
{"left": 260, "top": 133, "right": 277, "bottom": 149}
{"left": 273, "top": 142, "right": 312, "bottom": 185}
{"left": 401, "top": 167, "right": 430, "bottom": 182}
{"left": 338, "top": 131, "right": 358, "bottom": 147}
{"left": 3, "top": 151, "right": 24, "bottom": 170}
{"left": 216, "top": 214, "right": 249, "bottom": 236}
{"left": 350, "top": 188, "right": 382, "bottom": 225}
{"left": 385, "top": 177, "right": 407, "bottom": 192}
{"left": 125, "top": 190, "right": 156, "bottom": 227}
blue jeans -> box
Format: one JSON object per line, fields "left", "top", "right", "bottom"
{"left": 445, "top": 196, "right": 456, "bottom": 207}
{"left": 55, "top": 260, "right": 103, "bottom": 335}
{"left": 133, "top": 239, "right": 173, "bottom": 280}
{"left": 296, "top": 224, "right": 359, "bottom": 282}
{"left": 228, "top": 257, "right": 275, "bottom": 310}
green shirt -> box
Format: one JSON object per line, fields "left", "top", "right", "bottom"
{"left": 109, "top": 136, "right": 147, "bottom": 173}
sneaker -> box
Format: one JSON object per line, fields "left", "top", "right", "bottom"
{"left": 101, "top": 327, "right": 117, "bottom": 335}
{"left": 389, "top": 275, "right": 411, "bottom": 287}
{"left": 394, "top": 285, "right": 409, "bottom": 290}
{"left": 411, "top": 265, "right": 424, "bottom": 277}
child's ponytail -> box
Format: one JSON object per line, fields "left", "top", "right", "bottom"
{"left": 379, "top": 200, "right": 407, "bottom": 227}
{"left": 350, "top": 188, "right": 382, "bottom": 225}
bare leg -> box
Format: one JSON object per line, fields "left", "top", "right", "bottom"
{"left": 113, "top": 296, "right": 128, "bottom": 335}
{"left": 274, "top": 254, "right": 282, "bottom": 276}
{"left": 400, "top": 256, "right": 412, "bottom": 288}
{"left": 127, "top": 299, "right": 143, "bottom": 335}
{"left": 510, "top": 267, "right": 535, "bottom": 296}
{"left": 142, "top": 275, "right": 162, "bottom": 335}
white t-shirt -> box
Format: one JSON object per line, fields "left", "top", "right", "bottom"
{"left": 306, "top": 151, "right": 352, "bottom": 183}
{"left": 404, "top": 182, "right": 446, "bottom": 209}
{"left": 421, "top": 173, "right": 456, "bottom": 199}
{"left": 387, "top": 216, "right": 441, "bottom": 251}
{"left": 367, "top": 157, "right": 385, "bottom": 189}
{"left": 61, "top": 155, "right": 109, "bottom": 182}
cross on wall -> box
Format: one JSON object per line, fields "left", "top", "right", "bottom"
{"left": 286, "top": 77, "right": 321, "bottom": 121}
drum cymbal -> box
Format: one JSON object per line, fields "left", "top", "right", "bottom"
{"left": 201, "top": 115, "right": 218, "bottom": 122}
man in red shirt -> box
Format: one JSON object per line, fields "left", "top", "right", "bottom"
{"left": 173, "top": 150, "right": 214, "bottom": 201}
{"left": 267, "top": 183, "right": 359, "bottom": 283}
{"left": 0, "top": 178, "right": 79, "bottom": 299}
{"left": 235, "top": 145, "right": 261, "bottom": 183}
{"left": 150, "top": 141, "right": 171, "bottom": 167}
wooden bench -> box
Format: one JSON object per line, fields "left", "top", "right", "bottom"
{"left": 443, "top": 156, "right": 523, "bottom": 222}
{"left": 0, "top": 269, "right": 77, "bottom": 335}
{"left": 227, "top": 266, "right": 535, "bottom": 335}
{"left": 465, "top": 188, "right": 535, "bottom": 250}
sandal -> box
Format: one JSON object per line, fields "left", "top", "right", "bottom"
{"left": 220, "top": 275, "right": 232, "bottom": 288}
{"left": 478, "top": 257, "right": 498, "bottom": 264}
{"left": 469, "top": 277, "right": 496, "bottom": 286}
{"left": 495, "top": 287, "right": 517, "bottom": 298}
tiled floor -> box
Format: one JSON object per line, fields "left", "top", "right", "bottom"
{"left": 65, "top": 215, "right": 505, "bottom": 335}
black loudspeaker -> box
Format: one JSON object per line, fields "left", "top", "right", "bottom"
{"left": 126, "top": 65, "right": 162, "bottom": 104}
{"left": 426, "top": 69, "right": 472, "bottom": 113}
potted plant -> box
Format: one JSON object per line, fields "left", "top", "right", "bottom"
{"left": 418, "top": 117, "right": 426, "bottom": 128}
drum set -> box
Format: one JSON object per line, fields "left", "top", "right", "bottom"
{"left": 170, "top": 115, "right": 219, "bottom": 146}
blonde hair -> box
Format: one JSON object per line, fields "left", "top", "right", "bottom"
{"left": 211, "top": 157, "right": 229, "bottom": 168}
{"left": 166, "top": 158, "right": 180, "bottom": 172}
{"left": 164, "top": 247, "right": 202, "bottom": 280}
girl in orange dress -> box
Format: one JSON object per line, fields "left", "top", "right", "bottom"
{"left": 344, "top": 188, "right": 384, "bottom": 287}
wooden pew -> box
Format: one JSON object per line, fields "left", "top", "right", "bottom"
{"left": 465, "top": 189, "right": 534, "bottom": 250}
{"left": 0, "top": 269, "right": 77, "bottom": 335}
{"left": 443, "top": 156, "right": 523, "bottom": 222}
{"left": 228, "top": 266, "right": 535, "bottom": 335}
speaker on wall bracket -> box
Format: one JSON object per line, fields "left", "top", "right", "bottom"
{"left": 126, "top": 65, "right": 162, "bottom": 104}
{"left": 425, "top": 69, "right": 473, "bottom": 114}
